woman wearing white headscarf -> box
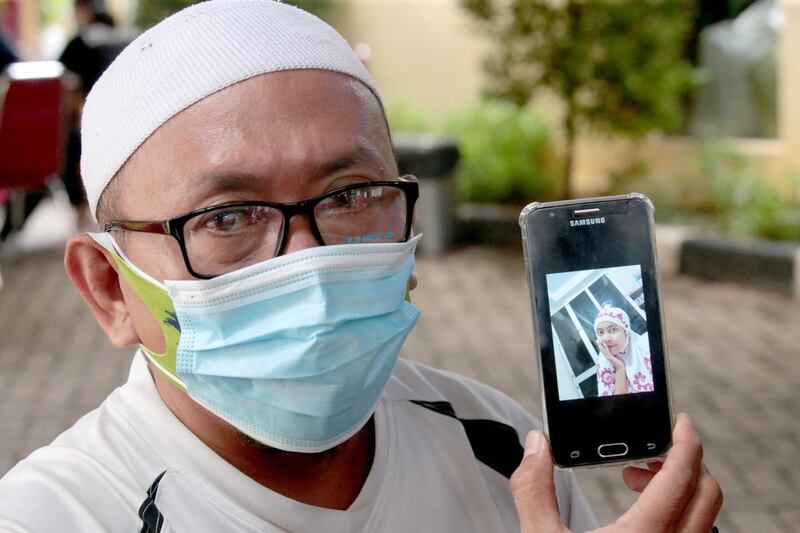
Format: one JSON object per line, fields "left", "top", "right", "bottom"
{"left": 594, "top": 304, "right": 654, "bottom": 396}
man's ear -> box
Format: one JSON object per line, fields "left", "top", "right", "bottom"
{"left": 64, "top": 234, "right": 141, "bottom": 347}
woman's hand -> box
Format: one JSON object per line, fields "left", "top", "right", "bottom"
{"left": 597, "top": 341, "right": 624, "bottom": 372}
{"left": 510, "top": 414, "right": 723, "bottom": 533}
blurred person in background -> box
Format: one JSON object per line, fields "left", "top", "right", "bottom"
{"left": 0, "top": 32, "right": 17, "bottom": 71}
{"left": 0, "top": 30, "right": 17, "bottom": 243}
{"left": 0, "top": 2, "right": 720, "bottom": 532}
{"left": 59, "top": 0, "right": 132, "bottom": 94}
{"left": 59, "top": 0, "right": 136, "bottom": 228}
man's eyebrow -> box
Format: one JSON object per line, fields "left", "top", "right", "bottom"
{"left": 320, "top": 144, "right": 387, "bottom": 175}
{"left": 178, "top": 145, "right": 390, "bottom": 206}
{"left": 183, "top": 172, "right": 263, "bottom": 196}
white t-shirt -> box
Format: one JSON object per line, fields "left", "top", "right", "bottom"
{"left": 0, "top": 352, "right": 597, "bottom": 532}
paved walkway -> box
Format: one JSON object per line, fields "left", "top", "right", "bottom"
{"left": 1, "top": 200, "right": 798, "bottom": 531}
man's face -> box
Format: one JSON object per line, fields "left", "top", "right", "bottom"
{"left": 111, "top": 70, "right": 399, "bottom": 352}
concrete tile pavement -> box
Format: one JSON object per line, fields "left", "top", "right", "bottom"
{"left": 1, "top": 214, "right": 798, "bottom": 530}
{"left": 406, "top": 246, "right": 800, "bottom": 530}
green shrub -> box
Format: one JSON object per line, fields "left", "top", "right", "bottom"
{"left": 608, "top": 142, "right": 800, "bottom": 241}
{"left": 136, "top": 0, "right": 195, "bottom": 28}
{"left": 445, "top": 101, "right": 559, "bottom": 204}
{"left": 136, "top": 0, "right": 334, "bottom": 28}
{"left": 385, "top": 99, "right": 433, "bottom": 135}
{"left": 39, "top": 0, "right": 69, "bottom": 25}
{"left": 723, "top": 169, "right": 800, "bottom": 241}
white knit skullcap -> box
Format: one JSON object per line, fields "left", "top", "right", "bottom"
{"left": 81, "top": 0, "right": 380, "bottom": 220}
{"left": 594, "top": 305, "right": 630, "bottom": 331}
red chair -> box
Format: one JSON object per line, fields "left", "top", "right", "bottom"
{"left": 0, "top": 61, "right": 69, "bottom": 238}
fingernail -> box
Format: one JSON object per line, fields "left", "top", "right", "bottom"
{"left": 524, "top": 430, "right": 542, "bottom": 457}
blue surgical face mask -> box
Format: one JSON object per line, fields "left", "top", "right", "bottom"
{"left": 90, "top": 232, "right": 421, "bottom": 453}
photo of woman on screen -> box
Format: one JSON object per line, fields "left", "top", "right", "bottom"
{"left": 594, "top": 303, "right": 654, "bottom": 396}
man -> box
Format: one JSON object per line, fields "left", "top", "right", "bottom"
{"left": 0, "top": 1, "right": 721, "bottom": 531}
{"left": 59, "top": 0, "right": 133, "bottom": 94}
{"left": 0, "top": 32, "right": 17, "bottom": 72}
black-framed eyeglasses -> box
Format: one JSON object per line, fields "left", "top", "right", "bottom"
{"left": 105, "top": 178, "right": 419, "bottom": 279}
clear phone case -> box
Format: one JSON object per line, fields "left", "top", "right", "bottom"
{"left": 518, "top": 193, "right": 674, "bottom": 470}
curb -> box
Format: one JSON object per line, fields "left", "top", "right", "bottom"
{"left": 680, "top": 237, "right": 800, "bottom": 298}
{"left": 454, "top": 203, "right": 800, "bottom": 299}
{"left": 456, "top": 203, "right": 522, "bottom": 247}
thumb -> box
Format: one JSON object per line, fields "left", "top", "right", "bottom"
{"left": 510, "top": 431, "right": 569, "bottom": 533}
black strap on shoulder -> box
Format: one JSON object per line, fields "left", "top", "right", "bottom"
{"left": 410, "top": 400, "right": 523, "bottom": 479}
{"left": 139, "top": 470, "right": 167, "bottom": 533}
{"left": 409, "top": 400, "right": 457, "bottom": 418}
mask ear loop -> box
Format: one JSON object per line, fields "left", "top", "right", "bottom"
{"left": 88, "top": 232, "right": 168, "bottom": 289}
{"left": 86, "top": 232, "right": 187, "bottom": 390}
{"left": 405, "top": 230, "right": 421, "bottom": 304}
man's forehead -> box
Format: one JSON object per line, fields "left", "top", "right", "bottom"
{"left": 104, "top": 69, "right": 396, "bottom": 219}
{"left": 181, "top": 70, "right": 382, "bottom": 124}
{"left": 112, "top": 70, "right": 393, "bottom": 218}
{"left": 82, "top": 0, "right": 381, "bottom": 220}
{"left": 139, "top": 70, "right": 388, "bottom": 167}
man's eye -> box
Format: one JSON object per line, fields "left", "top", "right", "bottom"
{"left": 205, "top": 209, "right": 252, "bottom": 232}
{"left": 333, "top": 190, "right": 358, "bottom": 207}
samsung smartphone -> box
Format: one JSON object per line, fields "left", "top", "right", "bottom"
{"left": 519, "top": 193, "right": 673, "bottom": 469}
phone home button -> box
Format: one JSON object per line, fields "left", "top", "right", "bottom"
{"left": 597, "top": 442, "right": 629, "bottom": 458}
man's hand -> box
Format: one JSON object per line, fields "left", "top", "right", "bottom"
{"left": 510, "top": 414, "right": 723, "bottom": 532}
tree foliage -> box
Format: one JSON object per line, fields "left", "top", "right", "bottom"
{"left": 462, "top": 0, "right": 696, "bottom": 197}
{"left": 136, "top": 0, "right": 335, "bottom": 29}
{"left": 136, "top": 0, "right": 192, "bottom": 29}
{"left": 445, "top": 101, "right": 559, "bottom": 203}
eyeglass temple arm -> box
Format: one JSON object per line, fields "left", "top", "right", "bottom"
{"left": 104, "top": 220, "right": 171, "bottom": 234}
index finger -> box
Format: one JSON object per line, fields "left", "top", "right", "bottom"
{"left": 621, "top": 414, "right": 704, "bottom": 529}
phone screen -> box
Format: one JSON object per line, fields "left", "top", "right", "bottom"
{"left": 521, "top": 195, "right": 672, "bottom": 468}
{"left": 546, "top": 264, "right": 654, "bottom": 401}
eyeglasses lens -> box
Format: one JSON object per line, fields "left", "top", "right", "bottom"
{"left": 182, "top": 185, "right": 408, "bottom": 276}
{"left": 314, "top": 185, "right": 407, "bottom": 246}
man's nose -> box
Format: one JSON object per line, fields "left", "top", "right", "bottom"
{"left": 281, "top": 214, "right": 322, "bottom": 255}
